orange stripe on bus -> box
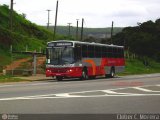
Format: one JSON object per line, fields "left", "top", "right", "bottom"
{"left": 83, "top": 59, "right": 96, "bottom": 75}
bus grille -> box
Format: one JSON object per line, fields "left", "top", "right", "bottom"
{"left": 52, "top": 68, "right": 68, "bottom": 73}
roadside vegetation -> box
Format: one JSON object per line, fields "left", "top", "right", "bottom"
{"left": 0, "top": 5, "right": 65, "bottom": 69}
{"left": 0, "top": 4, "right": 160, "bottom": 83}
{"left": 120, "top": 58, "right": 160, "bottom": 76}
{"left": 112, "top": 19, "right": 160, "bottom": 62}
{"left": 0, "top": 75, "right": 28, "bottom": 83}
{"left": 112, "top": 18, "right": 160, "bottom": 75}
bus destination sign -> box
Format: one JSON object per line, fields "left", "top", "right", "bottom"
{"left": 48, "top": 42, "right": 73, "bottom": 47}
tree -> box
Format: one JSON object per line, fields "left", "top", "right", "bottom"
{"left": 112, "top": 18, "right": 160, "bottom": 62}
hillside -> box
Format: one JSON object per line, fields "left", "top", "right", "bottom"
{"left": 0, "top": 5, "right": 58, "bottom": 51}
{"left": 46, "top": 26, "right": 123, "bottom": 38}
{"left": 0, "top": 5, "right": 61, "bottom": 71}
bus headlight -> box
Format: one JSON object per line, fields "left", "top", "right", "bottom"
{"left": 67, "top": 69, "right": 73, "bottom": 73}
{"left": 46, "top": 69, "right": 51, "bottom": 73}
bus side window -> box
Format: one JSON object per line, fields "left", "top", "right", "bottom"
{"left": 121, "top": 48, "right": 124, "bottom": 58}
{"left": 113, "top": 47, "right": 118, "bottom": 58}
{"left": 88, "top": 45, "right": 94, "bottom": 58}
{"left": 82, "top": 45, "right": 88, "bottom": 57}
{"left": 95, "top": 46, "right": 102, "bottom": 58}
{"left": 102, "top": 46, "right": 106, "bottom": 57}
{"left": 108, "top": 47, "right": 112, "bottom": 58}
{"left": 75, "top": 44, "right": 82, "bottom": 61}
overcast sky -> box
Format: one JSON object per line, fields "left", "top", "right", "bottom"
{"left": 1, "top": 0, "right": 160, "bottom": 28}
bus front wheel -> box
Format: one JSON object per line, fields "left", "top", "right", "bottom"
{"left": 81, "top": 69, "right": 88, "bottom": 80}
{"left": 56, "top": 76, "right": 63, "bottom": 81}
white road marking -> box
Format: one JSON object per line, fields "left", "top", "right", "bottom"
{"left": 102, "top": 90, "right": 118, "bottom": 94}
{"left": 133, "top": 87, "right": 153, "bottom": 92}
{"left": 0, "top": 84, "right": 160, "bottom": 101}
{"left": 102, "top": 90, "right": 135, "bottom": 95}
{"left": 133, "top": 87, "right": 160, "bottom": 92}
{"left": 55, "top": 93, "right": 82, "bottom": 97}
{"left": 108, "top": 84, "right": 160, "bottom": 91}
{"left": 0, "top": 94, "right": 160, "bottom": 101}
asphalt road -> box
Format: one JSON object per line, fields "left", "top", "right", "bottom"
{"left": 0, "top": 73, "right": 160, "bottom": 114}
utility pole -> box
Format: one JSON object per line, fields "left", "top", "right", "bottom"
{"left": 80, "top": 18, "right": 84, "bottom": 41}
{"left": 76, "top": 19, "right": 79, "bottom": 40}
{"left": 53, "top": 0, "right": 59, "bottom": 40}
{"left": 68, "top": 23, "right": 72, "bottom": 37}
{"left": 46, "top": 10, "right": 51, "bottom": 29}
{"left": 10, "top": 0, "right": 14, "bottom": 31}
{"left": 111, "top": 21, "right": 114, "bottom": 44}
{"left": 10, "top": 45, "right": 13, "bottom": 75}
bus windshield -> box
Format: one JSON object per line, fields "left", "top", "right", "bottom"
{"left": 47, "top": 47, "right": 74, "bottom": 65}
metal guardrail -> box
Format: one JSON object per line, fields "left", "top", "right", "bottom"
{"left": 4, "top": 69, "right": 33, "bottom": 76}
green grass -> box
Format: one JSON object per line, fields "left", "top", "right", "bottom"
{"left": 119, "top": 59, "right": 160, "bottom": 76}
{"left": 0, "top": 75, "right": 28, "bottom": 83}
{"left": 0, "top": 5, "right": 68, "bottom": 70}
{"left": 0, "top": 5, "right": 50, "bottom": 68}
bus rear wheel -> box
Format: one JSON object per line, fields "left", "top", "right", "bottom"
{"left": 105, "top": 67, "right": 115, "bottom": 78}
{"left": 110, "top": 67, "right": 115, "bottom": 78}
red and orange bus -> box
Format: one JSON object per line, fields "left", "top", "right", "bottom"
{"left": 46, "top": 40, "right": 125, "bottom": 81}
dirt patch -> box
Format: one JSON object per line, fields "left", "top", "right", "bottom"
{"left": 4, "top": 56, "right": 46, "bottom": 75}
{"left": 5, "top": 58, "right": 31, "bottom": 70}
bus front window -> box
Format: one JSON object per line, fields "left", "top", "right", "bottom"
{"left": 47, "top": 47, "right": 74, "bottom": 65}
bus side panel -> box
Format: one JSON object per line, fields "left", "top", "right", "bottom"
{"left": 87, "top": 66, "right": 105, "bottom": 76}
{"left": 104, "top": 58, "right": 125, "bottom": 74}
{"left": 81, "top": 57, "right": 125, "bottom": 76}
{"left": 82, "top": 58, "right": 102, "bottom": 76}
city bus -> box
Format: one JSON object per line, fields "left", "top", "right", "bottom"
{"left": 46, "top": 40, "right": 125, "bottom": 81}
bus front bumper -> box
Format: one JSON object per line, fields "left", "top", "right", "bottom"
{"left": 46, "top": 67, "right": 82, "bottom": 78}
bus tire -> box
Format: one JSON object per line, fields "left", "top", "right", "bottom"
{"left": 81, "top": 68, "right": 88, "bottom": 80}
{"left": 56, "top": 76, "right": 63, "bottom": 81}
{"left": 110, "top": 67, "right": 115, "bottom": 78}
{"left": 105, "top": 67, "right": 115, "bottom": 78}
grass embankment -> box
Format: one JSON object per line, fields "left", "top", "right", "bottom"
{"left": 0, "top": 5, "right": 67, "bottom": 69}
{"left": 0, "top": 75, "right": 28, "bottom": 83}
{"left": 0, "top": 5, "right": 50, "bottom": 69}
{"left": 120, "top": 59, "right": 160, "bottom": 75}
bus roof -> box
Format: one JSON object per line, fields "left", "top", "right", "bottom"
{"left": 47, "top": 40, "right": 124, "bottom": 48}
